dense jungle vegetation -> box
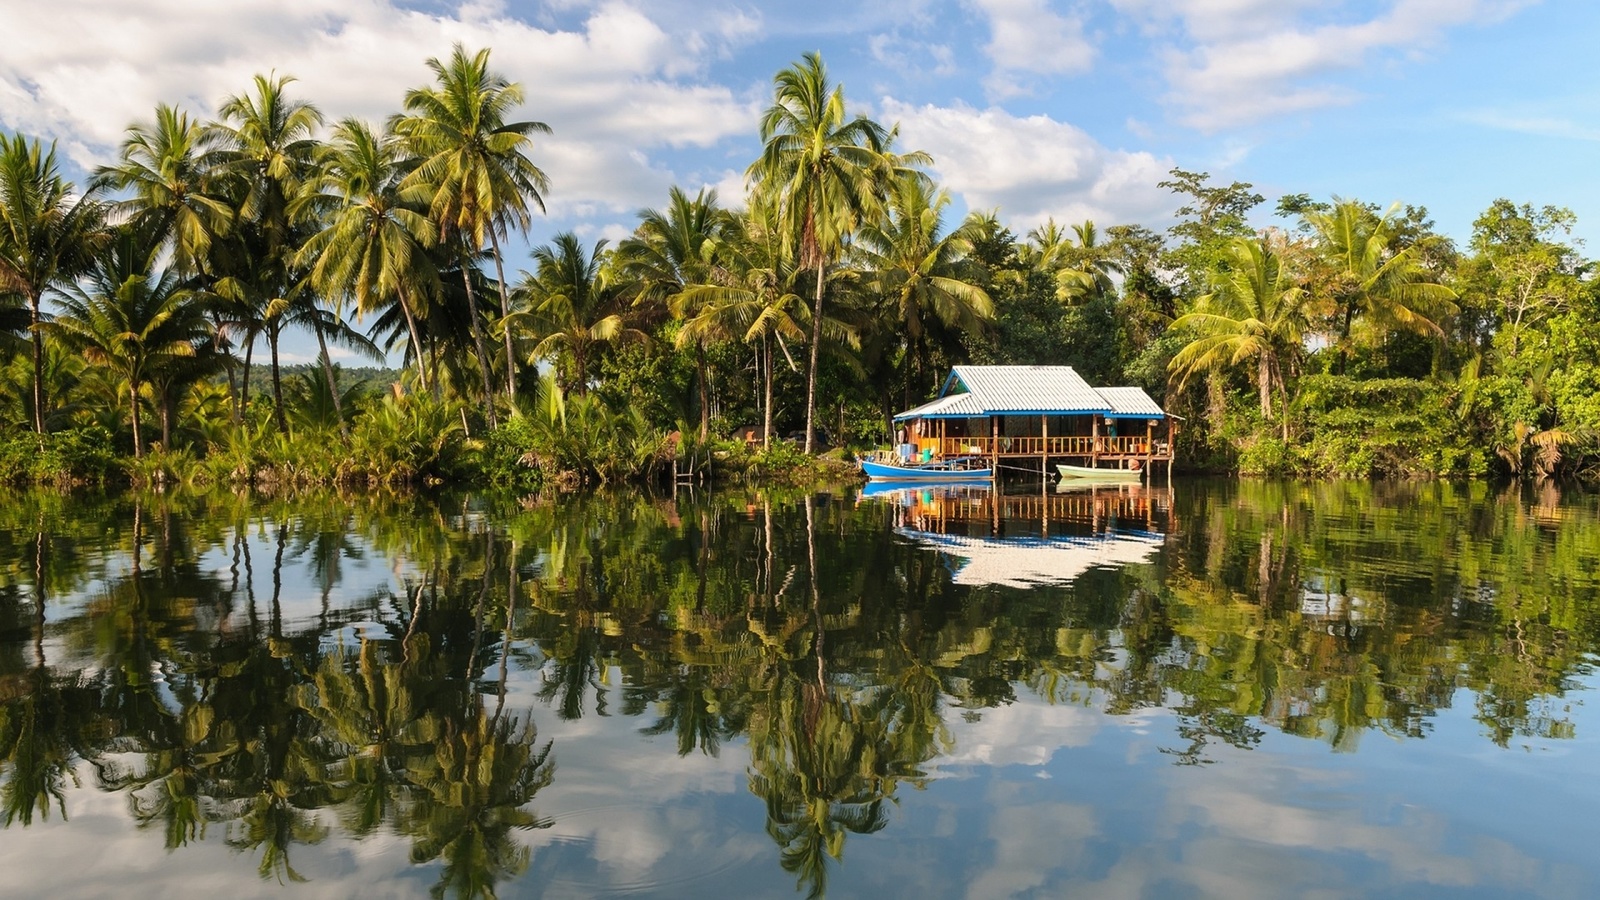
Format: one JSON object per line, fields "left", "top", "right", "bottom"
{"left": 1, "top": 46, "right": 1595, "bottom": 487}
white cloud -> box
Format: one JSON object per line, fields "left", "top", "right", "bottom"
{"left": 0, "top": 1, "right": 758, "bottom": 218}
{"left": 1110, "top": 0, "right": 1536, "bottom": 130}
{"left": 881, "top": 98, "right": 1175, "bottom": 229}
{"left": 966, "top": 0, "right": 1096, "bottom": 99}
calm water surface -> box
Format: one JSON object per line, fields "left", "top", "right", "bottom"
{"left": 0, "top": 480, "right": 1596, "bottom": 898}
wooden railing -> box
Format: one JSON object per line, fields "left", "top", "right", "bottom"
{"left": 924, "top": 435, "right": 1168, "bottom": 458}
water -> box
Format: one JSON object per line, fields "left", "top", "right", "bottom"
{"left": 0, "top": 480, "right": 1597, "bottom": 898}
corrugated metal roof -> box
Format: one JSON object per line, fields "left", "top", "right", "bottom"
{"left": 892, "top": 392, "right": 985, "bottom": 420}
{"left": 1095, "top": 387, "right": 1165, "bottom": 418}
{"left": 946, "top": 365, "right": 1112, "bottom": 414}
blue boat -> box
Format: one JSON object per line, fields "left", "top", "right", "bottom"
{"left": 859, "top": 456, "right": 993, "bottom": 481}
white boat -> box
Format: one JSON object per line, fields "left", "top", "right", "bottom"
{"left": 1057, "top": 463, "right": 1143, "bottom": 482}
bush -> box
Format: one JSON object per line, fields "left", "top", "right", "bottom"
{"left": 0, "top": 427, "right": 119, "bottom": 486}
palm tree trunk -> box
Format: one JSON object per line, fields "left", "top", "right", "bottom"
{"left": 488, "top": 229, "right": 517, "bottom": 400}
{"left": 696, "top": 344, "right": 709, "bottom": 440}
{"left": 269, "top": 324, "right": 287, "bottom": 434}
{"left": 1257, "top": 353, "right": 1273, "bottom": 419}
{"left": 460, "top": 262, "right": 499, "bottom": 428}
{"left": 161, "top": 391, "right": 173, "bottom": 449}
{"left": 397, "top": 286, "right": 429, "bottom": 393}
{"left": 240, "top": 335, "right": 255, "bottom": 424}
{"left": 312, "top": 320, "right": 348, "bottom": 439}
{"left": 29, "top": 290, "right": 45, "bottom": 435}
{"left": 805, "top": 261, "right": 824, "bottom": 454}
{"left": 763, "top": 332, "right": 773, "bottom": 450}
{"left": 129, "top": 378, "right": 144, "bottom": 459}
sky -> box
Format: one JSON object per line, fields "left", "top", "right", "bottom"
{"left": 1, "top": 0, "right": 1594, "bottom": 362}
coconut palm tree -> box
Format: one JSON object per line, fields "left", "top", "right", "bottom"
{"left": 0, "top": 134, "right": 107, "bottom": 434}
{"left": 1169, "top": 235, "right": 1308, "bottom": 431}
{"left": 49, "top": 228, "right": 211, "bottom": 457}
{"left": 856, "top": 173, "right": 993, "bottom": 401}
{"left": 748, "top": 52, "right": 899, "bottom": 453}
{"left": 677, "top": 197, "right": 814, "bottom": 449}
{"left": 510, "top": 233, "right": 644, "bottom": 394}
{"left": 393, "top": 44, "right": 551, "bottom": 412}
{"left": 297, "top": 118, "right": 439, "bottom": 391}
{"left": 98, "top": 103, "right": 232, "bottom": 278}
{"left": 616, "top": 186, "right": 734, "bottom": 439}
{"left": 1304, "top": 199, "right": 1458, "bottom": 371}
{"left": 207, "top": 73, "right": 325, "bottom": 433}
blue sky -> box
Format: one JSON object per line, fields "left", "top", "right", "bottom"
{"left": 0, "top": 0, "right": 1591, "bottom": 362}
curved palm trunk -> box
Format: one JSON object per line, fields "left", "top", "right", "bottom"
{"left": 29, "top": 290, "right": 45, "bottom": 435}
{"left": 397, "top": 286, "right": 429, "bottom": 393}
{"left": 269, "top": 324, "right": 288, "bottom": 434}
{"left": 488, "top": 229, "right": 517, "bottom": 400}
{"left": 312, "top": 319, "right": 349, "bottom": 439}
{"left": 460, "top": 264, "right": 499, "bottom": 429}
{"left": 805, "top": 261, "right": 824, "bottom": 455}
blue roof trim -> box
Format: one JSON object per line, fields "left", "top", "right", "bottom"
{"left": 895, "top": 409, "right": 1161, "bottom": 420}
{"left": 1104, "top": 412, "right": 1166, "bottom": 420}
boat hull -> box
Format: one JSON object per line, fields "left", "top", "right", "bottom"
{"left": 861, "top": 459, "right": 993, "bottom": 481}
{"left": 1057, "top": 463, "right": 1143, "bottom": 482}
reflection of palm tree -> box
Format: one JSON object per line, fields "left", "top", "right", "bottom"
{"left": 405, "top": 708, "right": 554, "bottom": 900}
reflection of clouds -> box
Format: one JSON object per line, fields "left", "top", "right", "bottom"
{"left": 941, "top": 694, "right": 1102, "bottom": 767}
{"left": 964, "top": 783, "right": 1097, "bottom": 900}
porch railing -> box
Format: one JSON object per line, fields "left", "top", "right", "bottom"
{"left": 923, "top": 435, "right": 1167, "bottom": 458}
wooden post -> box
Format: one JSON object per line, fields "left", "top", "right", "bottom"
{"left": 1091, "top": 415, "right": 1100, "bottom": 468}
{"left": 1041, "top": 414, "right": 1049, "bottom": 479}
{"left": 1145, "top": 419, "right": 1155, "bottom": 482}
{"left": 991, "top": 416, "right": 1000, "bottom": 481}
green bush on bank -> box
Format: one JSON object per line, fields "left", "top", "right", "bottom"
{"left": 0, "top": 427, "right": 119, "bottom": 486}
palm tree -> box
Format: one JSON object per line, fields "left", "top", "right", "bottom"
{"left": 49, "top": 228, "right": 211, "bottom": 457}
{"left": 1304, "top": 200, "right": 1457, "bottom": 371}
{"left": 207, "top": 73, "right": 325, "bottom": 433}
{"left": 856, "top": 174, "right": 993, "bottom": 402}
{"left": 1169, "top": 235, "right": 1308, "bottom": 430}
{"left": 97, "top": 104, "right": 232, "bottom": 277}
{"left": 510, "top": 233, "right": 644, "bottom": 394}
{"left": 617, "top": 186, "right": 733, "bottom": 439}
{"left": 748, "top": 52, "right": 899, "bottom": 453}
{"left": 677, "top": 197, "right": 814, "bottom": 450}
{"left": 393, "top": 43, "right": 551, "bottom": 413}
{"left": 0, "top": 134, "right": 107, "bottom": 434}
{"left": 297, "top": 119, "right": 439, "bottom": 391}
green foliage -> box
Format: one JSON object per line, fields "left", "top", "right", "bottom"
{"left": 0, "top": 427, "right": 118, "bottom": 486}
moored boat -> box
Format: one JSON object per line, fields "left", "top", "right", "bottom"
{"left": 860, "top": 456, "right": 993, "bottom": 481}
{"left": 1057, "top": 463, "right": 1143, "bottom": 482}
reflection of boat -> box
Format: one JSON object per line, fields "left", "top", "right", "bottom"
{"left": 858, "top": 478, "right": 991, "bottom": 499}
{"left": 1057, "top": 463, "right": 1142, "bottom": 482}
{"left": 861, "top": 456, "right": 993, "bottom": 481}
{"left": 897, "top": 527, "right": 1164, "bottom": 588}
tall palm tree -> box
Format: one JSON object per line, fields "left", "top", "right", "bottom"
{"left": 1169, "top": 236, "right": 1308, "bottom": 430}
{"left": 509, "top": 233, "right": 643, "bottom": 394}
{"left": 1304, "top": 200, "right": 1457, "bottom": 371}
{"left": 98, "top": 104, "right": 232, "bottom": 278}
{"left": 297, "top": 119, "right": 439, "bottom": 391}
{"left": 393, "top": 43, "right": 551, "bottom": 414}
{"left": 748, "top": 52, "right": 899, "bottom": 453}
{"left": 0, "top": 134, "right": 107, "bottom": 434}
{"left": 617, "top": 186, "right": 733, "bottom": 439}
{"left": 856, "top": 174, "right": 993, "bottom": 401}
{"left": 207, "top": 73, "right": 325, "bottom": 433}
{"left": 50, "top": 228, "right": 211, "bottom": 457}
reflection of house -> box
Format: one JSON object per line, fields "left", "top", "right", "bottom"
{"left": 1300, "top": 575, "right": 1370, "bottom": 622}
{"left": 900, "top": 529, "right": 1165, "bottom": 589}
{"left": 866, "top": 482, "right": 1169, "bottom": 588}
{"left": 894, "top": 365, "right": 1175, "bottom": 474}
